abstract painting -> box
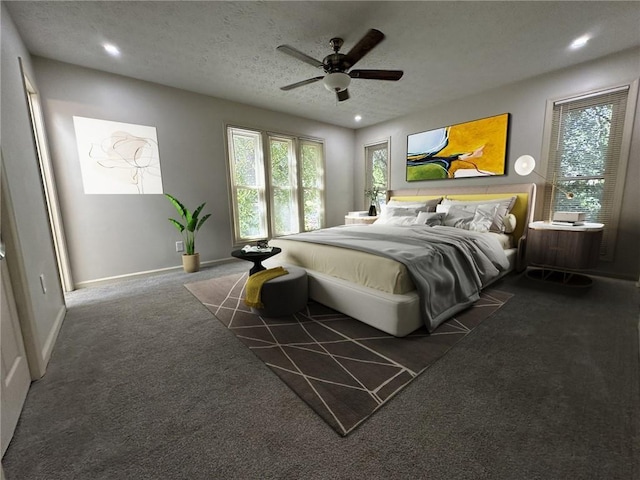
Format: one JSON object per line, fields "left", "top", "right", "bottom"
{"left": 406, "top": 113, "right": 509, "bottom": 181}
{"left": 73, "top": 116, "right": 163, "bottom": 194}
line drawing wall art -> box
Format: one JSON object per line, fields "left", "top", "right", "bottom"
{"left": 73, "top": 116, "right": 164, "bottom": 194}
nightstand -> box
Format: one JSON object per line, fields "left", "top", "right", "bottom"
{"left": 231, "top": 247, "right": 282, "bottom": 276}
{"left": 526, "top": 221, "right": 604, "bottom": 286}
{"left": 345, "top": 215, "right": 378, "bottom": 225}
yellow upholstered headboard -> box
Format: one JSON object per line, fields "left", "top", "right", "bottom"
{"left": 388, "top": 183, "right": 536, "bottom": 244}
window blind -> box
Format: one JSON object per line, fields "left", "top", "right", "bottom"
{"left": 543, "top": 86, "right": 630, "bottom": 258}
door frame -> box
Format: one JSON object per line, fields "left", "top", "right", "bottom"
{"left": 20, "top": 59, "right": 74, "bottom": 292}
{"left": 0, "top": 154, "right": 32, "bottom": 458}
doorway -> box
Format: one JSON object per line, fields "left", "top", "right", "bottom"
{"left": 21, "top": 60, "right": 74, "bottom": 291}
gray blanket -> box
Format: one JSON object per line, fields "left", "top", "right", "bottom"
{"left": 281, "top": 224, "right": 510, "bottom": 332}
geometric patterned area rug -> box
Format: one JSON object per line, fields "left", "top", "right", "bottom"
{"left": 185, "top": 273, "right": 512, "bottom": 436}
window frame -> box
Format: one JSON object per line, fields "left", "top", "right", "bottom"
{"left": 226, "top": 127, "right": 268, "bottom": 244}
{"left": 364, "top": 139, "right": 390, "bottom": 209}
{"left": 539, "top": 80, "right": 638, "bottom": 260}
{"left": 298, "top": 137, "right": 326, "bottom": 232}
{"left": 266, "top": 133, "right": 300, "bottom": 237}
{"left": 226, "top": 124, "right": 326, "bottom": 245}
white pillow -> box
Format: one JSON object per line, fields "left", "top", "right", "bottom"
{"left": 468, "top": 204, "right": 500, "bottom": 232}
{"left": 441, "top": 196, "right": 516, "bottom": 232}
{"left": 378, "top": 203, "right": 423, "bottom": 220}
{"left": 503, "top": 213, "right": 517, "bottom": 233}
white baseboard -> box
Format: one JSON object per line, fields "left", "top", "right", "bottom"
{"left": 74, "top": 257, "right": 237, "bottom": 289}
{"left": 40, "top": 304, "right": 66, "bottom": 376}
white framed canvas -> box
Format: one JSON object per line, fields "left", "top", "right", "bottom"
{"left": 73, "top": 116, "right": 163, "bottom": 194}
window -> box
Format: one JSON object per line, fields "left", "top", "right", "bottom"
{"left": 543, "top": 83, "right": 636, "bottom": 259}
{"left": 227, "top": 126, "right": 325, "bottom": 244}
{"left": 269, "top": 136, "right": 299, "bottom": 236}
{"left": 364, "top": 140, "right": 389, "bottom": 208}
{"left": 300, "top": 139, "right": 325, "bottom": 231}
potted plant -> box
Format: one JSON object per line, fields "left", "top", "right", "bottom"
{"left": 364, "top": 185, "right": 383, "bottom": 216}
{"left": 165, "top": 193, "right": 211, "bottom": 273}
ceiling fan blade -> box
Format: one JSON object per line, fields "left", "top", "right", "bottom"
{"left": 280, "top": 76, "right": 324, "bottom": 91}
{"left": 349, "top": 69, "right": 404, "bottom": 81}
{"left": 277, "top": 45, "right": 324, "bottom": 68}
{"left": 342, "top": 29, "right": 385, "bottom": 69}
{"left": 336, "top": 89, "right": 350, "bottom": 102}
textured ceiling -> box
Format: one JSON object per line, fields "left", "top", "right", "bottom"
{"left": 6, "top": 1, "right": 640, "bottom": 128}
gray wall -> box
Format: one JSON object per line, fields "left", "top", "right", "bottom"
{"left": 1, "top": 3, "right": 66, "bottom": 377}
{"left": 355, "top": 48, "right": 640, "bottom": 280}
{"left": 32, "top": 57, "right": 356, "bottom": 286}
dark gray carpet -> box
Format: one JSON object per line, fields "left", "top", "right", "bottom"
{"left": 2, "top": 262, "right": 639, "bottom": 480}
{"left": 185, "top": 272, "right": 512, "bottom": 436}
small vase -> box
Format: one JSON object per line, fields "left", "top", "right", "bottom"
{"left": 368, "top": 204, "right": 377, "bottom": 216}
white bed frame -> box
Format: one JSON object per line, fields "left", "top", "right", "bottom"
{"left": 273, "top": 183, "right": 536, "bottom": 337}
{"left": 305, "top": 250, "right": 518, "bottom": 337}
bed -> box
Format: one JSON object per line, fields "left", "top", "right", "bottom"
{"left": 264, "top": 183, "right": 536, "bottom": 337}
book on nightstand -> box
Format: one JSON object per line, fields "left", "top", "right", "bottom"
{"left": 551, "top": 220, "right": 585, "bottom": 226}
{"left": 553, "top": 211, "right": 586, "bottom": 222}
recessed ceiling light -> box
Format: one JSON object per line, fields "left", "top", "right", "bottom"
{"left": 103, "top": 43, "right": 120, "bottom": 56}
{"left": 354, "top": 115, "right": 362, "bottom": 122}
{"left": 570, "top": 35, "right": 590, "bottom": 50}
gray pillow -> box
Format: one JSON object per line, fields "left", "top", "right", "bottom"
{"left": 388, "top": 197, "right": 443, "bottom": 213}
{"left": 416, "top": 197, "right": 443, "bottom": 213}
{"left": 443, "top": 204, "right": 499, "bottom": 232}
{"left": 441, "top": 196, "right": 516, "bottom": 232}
{"left": 414, "top": 211, "right": 444, "bottom": 226}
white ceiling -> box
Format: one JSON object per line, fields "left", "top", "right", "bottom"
{"left": 6, "top": 1, "right": 640, "bottom": 128}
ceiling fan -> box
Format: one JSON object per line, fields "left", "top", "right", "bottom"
{"left": 277, "top": 29, "right": 403, "bottom": 102}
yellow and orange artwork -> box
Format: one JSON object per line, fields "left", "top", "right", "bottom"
{"left": 406, "top": 113, "right": 509, "bottom": 181}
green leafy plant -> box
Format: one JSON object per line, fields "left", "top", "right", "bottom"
{"left": 365, "top": 185, "right": 383, "bottom": 202}
{"left": 165, "top": 194, "right": 211, "bottom": 255}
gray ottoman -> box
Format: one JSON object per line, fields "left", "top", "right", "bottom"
{"left": 250, "top": 265, "right": 308, "bottom": 317}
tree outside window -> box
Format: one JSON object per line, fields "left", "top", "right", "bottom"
{"left": 227, "top": 126, "right": 325, "bottom": 244}
{"left": 365, "top": 141, "right": 389, "bottom": 209}
{"left": 545, "top": 85, "right": 632, "bottom": 258}
{"left": 228, "top": 128, "right": 267, "bottom": 240}
{"left": 301, "top": 141, "right": 325, "bottom": 231}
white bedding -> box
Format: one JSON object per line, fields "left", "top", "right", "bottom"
{"left": 270, "top": 229, "right": 512, "bottom": 294}
{"left": 269, "top": 237, "right": 414, "bottom": 294}
{"left": 270, "top": 224, "right": 509, "bottom": 332}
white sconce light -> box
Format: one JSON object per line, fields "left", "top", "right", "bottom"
{"left": 514, "top": 155, "right": 574, "bottom": 199}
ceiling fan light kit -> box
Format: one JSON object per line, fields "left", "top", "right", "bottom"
{"left": 323, "top": 72, "right": 351, "bottom": 92}
{"left": 277, "top": 28, "right": 403, "bottom": 102}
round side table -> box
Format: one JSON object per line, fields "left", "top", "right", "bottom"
{"left": 231, "top": 247, "right": 282, "bottom": 276}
